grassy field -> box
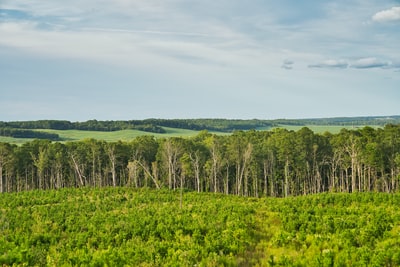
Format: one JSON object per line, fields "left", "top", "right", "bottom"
{"left": 0, "top": 125, "right": 379, "bottom": 144}
{"left": 41, "top": 127, "right": 203, "bottom": 141}
{"left": 0, "top": 127, "right": 209, "bottom": 144}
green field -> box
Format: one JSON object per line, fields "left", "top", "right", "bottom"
{"left": 0, "top": 124, "right": 374, "bottom": 145}
{"left": 1, "top": 188, "right": 400, "bottom": 266}
{"left": 42, "top": 127, "right": 202, "bottom": 141}
{"left": 0, "top": 127, "right": 214, "bottom": 144}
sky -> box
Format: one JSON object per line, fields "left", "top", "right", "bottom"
{"left": 1, "top": 0, "right": 399, "bottom": 121}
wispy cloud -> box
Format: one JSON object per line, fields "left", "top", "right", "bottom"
{"left": 349, "top": 57, "right": 391, "bottom": 69}
{"left": 81, "top": 27, "right": 212, "bottom": 37}
{"left": 372, "top": 6, "right": 400, "bottom": 22}
{"left": 1, "top": 0, "right": 400, "bottom": 120}
{"left": 307, "top": 57, "right": 400, "bottom": 71}
{"left": 281, "top": 59, "right": 294, "bottom": 70}
{"left": 308, "top": 59, "right": 348, "bottom": 69}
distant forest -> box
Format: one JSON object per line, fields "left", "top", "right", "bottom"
{"left": 0, "top": 116, "right": 399, "bottom": 138}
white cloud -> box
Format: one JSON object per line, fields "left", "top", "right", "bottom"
{"left": 1, "top": 0, "right": 400, "bottom": 120}
{"left": 308, "top": 59, "right": 348, "bottom": 69}
{"left": 350, "top": 57, "right": 390, "bottom": 69}
{"left": 0, "top": 19, "right": 274, "bottom": 73}
{"left": 307, "top": 57, "right": 400, "bottom": 70}
{"left": 372, "top": 6, "right": 400, "bottom": 22}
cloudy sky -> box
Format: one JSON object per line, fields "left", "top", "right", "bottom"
{"left": 1, "top": 0, "right": 399, "bottom": 121}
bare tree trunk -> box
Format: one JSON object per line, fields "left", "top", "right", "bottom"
{"left": 225, "top": 164, "right": 229, "bottom": 195}
{"left": 253, "top": 166, "right": 259, "bottom": 198}
{"left": 236, "top": 163, "right": 242, "bottom": 195}
{"left": 152, "top": 162, "right": 159, "bottom": 187}
{"left": 127, "top": 161, "right": 139, "bottom": 188}
{"left": 284, "top": 158, "right": 289, "bottom": 197}
{"left": 136, "top": 160, "right": 160, "bottom": 189}
{"left": 189, "top": 152, "right": 201, "bottom": 193}
{"left": 164, "top": 140, "right": 178, "bottom": 190}
{"left": 0, "top": 164, "right": 3, "bottom": 193}
{"left": 70, "top": 154, "right": 85, "bottom": 187}
{"left": 237, "top": 143, "right": 252, "bottom": 196}
{"left": 106, "top": 145, "right": 117, "bottom": 187}
{"left": 263, "top": 161, "right": 268, "bottom": 196}
{"left": 210, "top": 148, "right": 219, "bottom": 193}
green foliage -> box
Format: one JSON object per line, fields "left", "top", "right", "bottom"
{"left": 0, "top": 128, "right": 60, "bottom": 140}
{"left": 260, "top": 193, "right": 400, "bottom": 266}
{"left": 0, "top": 188, "right": 259, "bottom": 266}
{"left": 2, "top": 189, "right": 400, "bottom": 266}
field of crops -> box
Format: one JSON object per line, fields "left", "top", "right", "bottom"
{"left": 1, "top": 188, "right": 400, "bottom": 266}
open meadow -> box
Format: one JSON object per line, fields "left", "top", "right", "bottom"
{"left": 0, "top": 124, "right": 373, "bottom": 145}
{"left": 0, "top": 127, "right": 206, "bottom": 144}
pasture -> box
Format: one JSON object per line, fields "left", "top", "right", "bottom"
{"left": 0, "top": 124, "right": 380, "bottom": 144}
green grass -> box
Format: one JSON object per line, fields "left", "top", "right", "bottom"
{"left": 0, "top": 127, "right": 216, "bottom": 144}
{"left": 0, "top": 125, "right": 381, "bottom": 145}
{"left": 44, "top": 127, "right": 222, "bottom": 141}
{"left": 0, "top": 136, "right": 35, "bottom": 144}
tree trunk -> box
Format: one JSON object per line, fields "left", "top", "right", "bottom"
{"left": 263, "top": 161, "right": 268, "bottom": 196}
{"left": 189, "top": 152, "right": 201, "bottom": 193}
{"left": 136, "top": 160, "right": 160, "bottom": 189}
{"left": 107, "top": 145, "right": 117, "bottom": 187}
{"left": 284, "top": 158, "right": 289, "bottom": 197}
{"left": 0, "top": 163, "right": 3, "bottom": 193}
{"left": 70, "top": 154, "right": 85, "bottom": 187}
{"left": 225, "top": 164, "right": 229, "bottom": 195}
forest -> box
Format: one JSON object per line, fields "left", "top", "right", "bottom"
{"left": 1, "top": 124, "right": 400, "bottom": 196}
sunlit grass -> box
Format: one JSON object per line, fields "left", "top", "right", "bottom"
{"left": 0, "top": 125, "right": 381, "bottom": 145}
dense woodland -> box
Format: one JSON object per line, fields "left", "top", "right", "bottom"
{"left": 1, "top": 124, "right": 400, "bottom": 196}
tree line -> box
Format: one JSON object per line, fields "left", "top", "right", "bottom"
{"left": 0, "top": 120, "right": 166, "bottom": 133}
{"left": 0, "top": 128, "right": 61, "bottom": 141}
{"left": 0, "top": 125, "right": 399, "bottom": 196}
{"left": 0, "top": 119, "right": 272, "bottom": 133}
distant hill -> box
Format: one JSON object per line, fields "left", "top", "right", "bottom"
{"left": 0, "top": 116, "right": 399, "bottom": 142}
{"left": 0, "top": 119, "right": 272, "bottom": 134}
{"left": 275, "top": 115, "right": 400, "bottom": 126}
{"left": 1, "top": 116, "right": 399, "bottom": 132}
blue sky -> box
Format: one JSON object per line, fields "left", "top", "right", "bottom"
{"left": 1, "top": 0, "right": 399, "bottom": 121}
